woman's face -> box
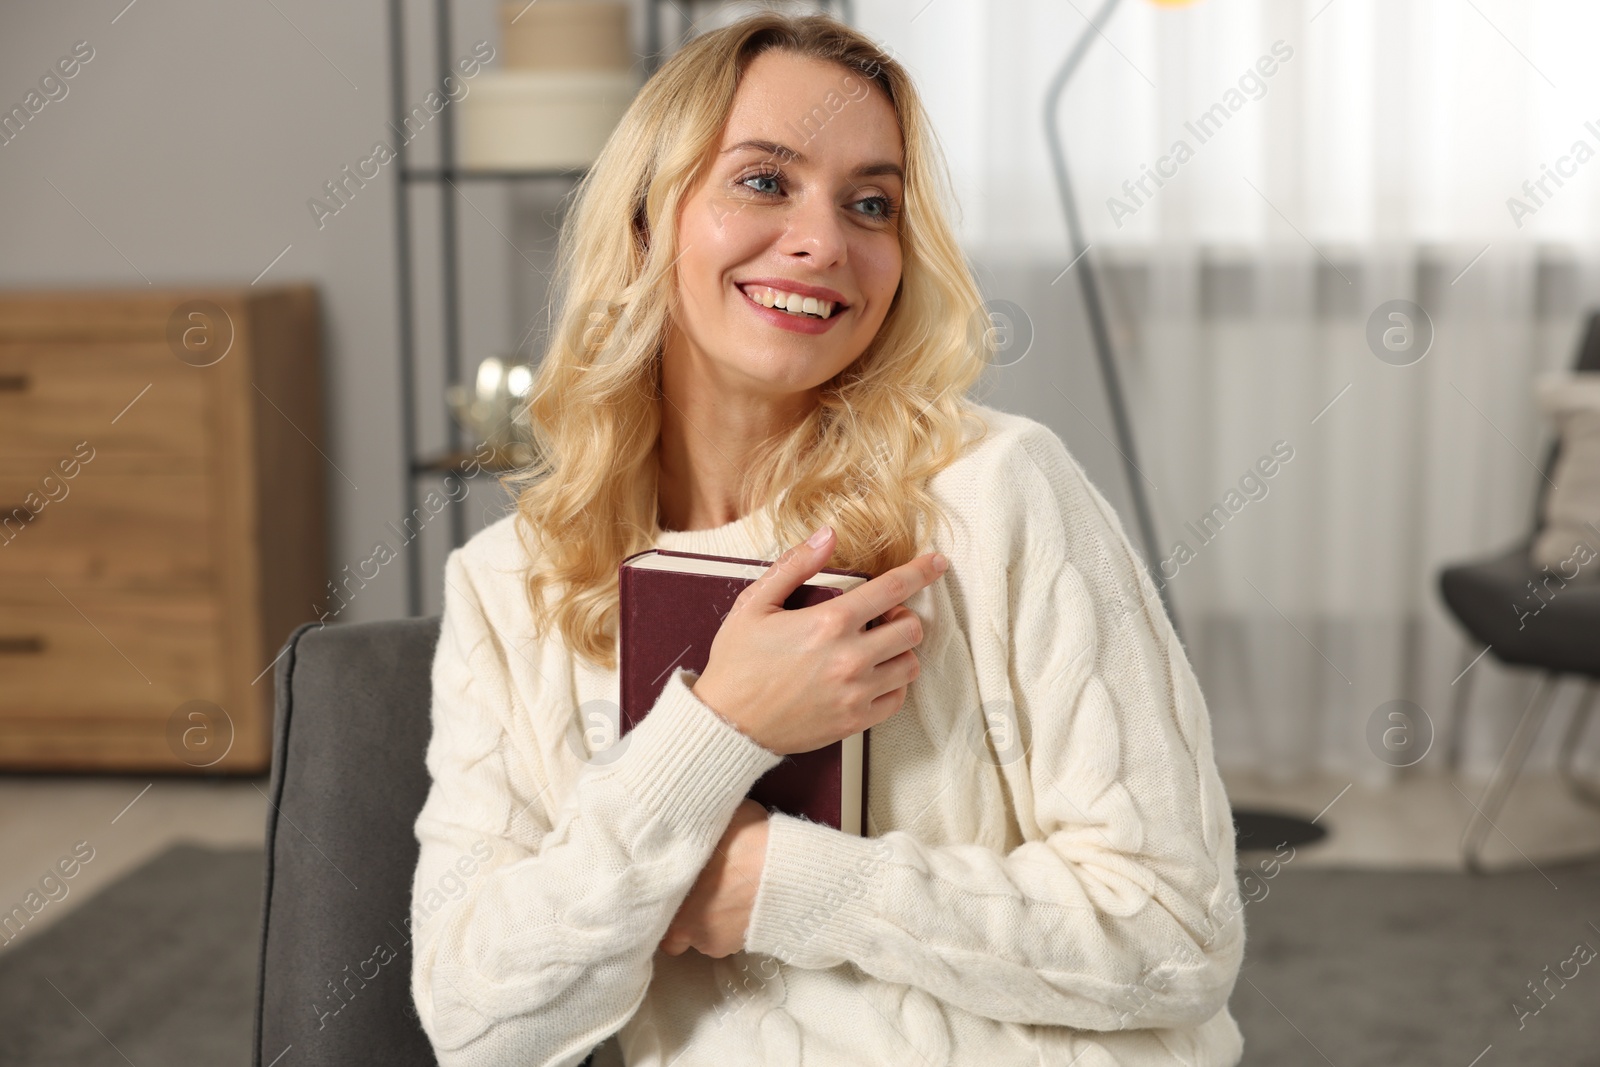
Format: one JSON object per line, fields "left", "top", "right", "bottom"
{"left": 664, "top": 50, "right": 905, "bottom": 399}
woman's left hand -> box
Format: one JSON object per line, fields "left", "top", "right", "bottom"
{"left": 660, "top": 798, "right": 771, "bottom": 958}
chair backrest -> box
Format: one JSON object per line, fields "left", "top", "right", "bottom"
{"left": 1531, "top": 309, "right": 1600, "bottom": 530}
{"left": 1578, "top": 310, "right": 1600, "bottom": 374}
{"left": 254, "top": 617, "right": 443, "bottom": 1067}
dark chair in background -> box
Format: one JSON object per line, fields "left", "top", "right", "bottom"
{"left": 1439, "top": 310, "right": 1600, "bottom": 872}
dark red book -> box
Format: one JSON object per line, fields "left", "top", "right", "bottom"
{"left": 618, "top": 547, "right": 876, "bottom": 835}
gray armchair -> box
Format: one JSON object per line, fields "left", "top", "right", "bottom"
{"left": 251, "top": 618, "right": 612, "bottom": 1066}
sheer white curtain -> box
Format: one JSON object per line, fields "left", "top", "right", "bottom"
{"left": 851, "top": 0, "right": 1600, "bottom": 780}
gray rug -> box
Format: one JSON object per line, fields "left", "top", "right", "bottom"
{"left": 1230, "top": 854, "right": 1600, "bottom": 1065}
{"left": 2, "top": 842, "right": 1597, "bottom": 1065}
{"left": 0, "top": 843, "right": 262, "bottom": 1067}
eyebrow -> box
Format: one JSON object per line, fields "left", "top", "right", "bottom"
{"left": 720, "top": 139, "right": 904, "bottom": 181}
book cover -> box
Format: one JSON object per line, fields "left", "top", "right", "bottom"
{"left": 618, "top": 547, "right": 876, "bottom": 835}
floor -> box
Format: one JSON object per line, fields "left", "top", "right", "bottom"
{"left": 1222, "top": 767, "right": 1600, "bottom": 870}
{"left": 0, "top": 774, "right": 268, "bottom": 952}
{"left": 3, "top": 767, "right": 1600, "bottom": 953}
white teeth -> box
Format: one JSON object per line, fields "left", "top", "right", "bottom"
{"left": 742, "top": 284, "right": 836, "bottom": 319}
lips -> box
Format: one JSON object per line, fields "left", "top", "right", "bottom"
{"left": 735, "top": 283, "right": 847, "bottom": 334}
{"left": 735, "top": 281, "right": 851, "bottom": 320}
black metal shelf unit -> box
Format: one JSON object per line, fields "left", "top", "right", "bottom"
{"left": 387, "top": 0, "right": 849, "bottom": 616}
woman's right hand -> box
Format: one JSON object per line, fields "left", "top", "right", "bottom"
{"left": 690, "top": 525, "right": 948, "bottom": 756}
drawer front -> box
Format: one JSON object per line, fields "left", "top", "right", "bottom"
{"left": 0, "top": 469, "right": 214, "bottom": 588}
{"left": 0, "top": 587, "right": 270, "bottom": 772}
{"left": 0, "top": 341, "right": 209, "bottom": 460}
{"left": 0, "top": 589, "right": 225, "bottom": 714}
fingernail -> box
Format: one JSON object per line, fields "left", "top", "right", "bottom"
{"left": 930, "top": 552, "right": 948, "bottom": 572}
{"left": 807, "top": 525, "right": 832, "bottom": 548}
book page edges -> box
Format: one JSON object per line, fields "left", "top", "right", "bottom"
{"left": 841, "top": 731, "right": 863, "bottom": 837}
{"left": 625, "top": 550, "right": 867, "bottom": 591}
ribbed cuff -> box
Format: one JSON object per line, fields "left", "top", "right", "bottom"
{"left": 742, "top": 810, "right": 893, "bottom": 968}
{"left": 608, "top": 668, "right": 784, "bottom": 845}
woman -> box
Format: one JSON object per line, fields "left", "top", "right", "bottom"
{"left": 410, "top": 13, "right": 1245, "bottom": 1067}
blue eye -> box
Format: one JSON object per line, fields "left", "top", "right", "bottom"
{"left": 857, "top": 196, "right": 898, "bottom": 221}
{"left": 742, "top": 170, "right": 782, "bottom": 195}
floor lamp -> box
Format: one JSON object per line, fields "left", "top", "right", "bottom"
{"left": 1043, "top": 0, "right": 1327, "bottom": 852}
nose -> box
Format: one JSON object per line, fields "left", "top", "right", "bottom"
{"left": 777, "top": 191, "right": 847, "bottom": 267}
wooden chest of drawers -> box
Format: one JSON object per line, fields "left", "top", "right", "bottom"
{"left": 0, "top": 286, "right": 327, "bottom": 773}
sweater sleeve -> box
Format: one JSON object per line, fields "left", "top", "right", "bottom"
{"left": 740, "top": 424, "right": 1245, "bottom": 1031}
{"left": 409, "top": 550, "right": 785, "bottom": 1066}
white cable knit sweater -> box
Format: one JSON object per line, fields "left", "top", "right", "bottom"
{"left": 409, "top": 404, "right": 1247, "bottom": 1067}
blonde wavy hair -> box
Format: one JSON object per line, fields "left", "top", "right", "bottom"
{"left": 505, "top": 11, "right": 994, "bottom": 669}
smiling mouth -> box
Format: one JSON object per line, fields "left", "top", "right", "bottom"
{"left": 737, "top": 283, "right": 848, "bottom": 320}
